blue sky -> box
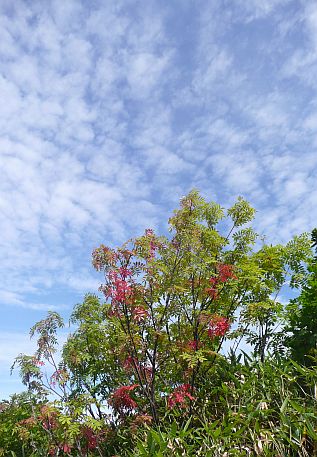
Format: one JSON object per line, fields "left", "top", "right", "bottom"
{"left": 1, "top": 0, "right": 317, "bottom": 398}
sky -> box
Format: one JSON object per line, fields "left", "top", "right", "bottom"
{"left": 1, "top": 0, "right": 317, "bottom": 398}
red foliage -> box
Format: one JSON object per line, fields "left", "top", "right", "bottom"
{"left": 123, "top": 355, "right": 139, "bottom": 372}
{"left": 217, "top": 263, "right": 237, "bottom": 282}
{"left": 206, "top": 264, "right": 237, "bottom": 299}
{"left": 167, "top": 384, "right": 195, "bottom": 408}
{"left": 109, "top": 384, "right": 139, "bottom": 412}
{"left": 32, "top": 357, "right": 45, "bottom": 366}
{"left": 118, "top": 266, "right": 132, "bottom": 279}
{"left": 145, "top": 228, "right": 158, "bottom": 259}
{"left": 132, "top": 306, "right": 148, "bottom": 323}
{"left": 50, "top": 369, "right": 64, "bottom": 388}
{"left": 60, "top": 443, "right": 72, "bottom": 454}
{"left": 18, "top": 416, "right": 37, "bottom": 428}
{"left": 187, "top": 340, "right": 200, "bottom": 351}
{"left": 38, "top": 405, "right": 58, "bottom": 430}
{"left": 104, "top": 270, "right": 133, "bottom": 304}
{"left": 206, "top": 286, "right": 219, "bottom": 300}
{"left": 208, "top": 315, "right": 230, "bottom": 339}
{"left": 81, "top": 426, "right": 99, "bottom": 450}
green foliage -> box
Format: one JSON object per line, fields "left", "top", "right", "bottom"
{"left": 0, "top": 392, "right": 45, "bottom": 456}
{"left": 127, "top": 356, "right": 317, "bottom": 456}
{"left": 285, "top": 231, "right": 317, "bottom": 365}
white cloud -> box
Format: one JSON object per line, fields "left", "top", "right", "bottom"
{"left": 233, "top": 0, "right": 291, "bottom": 21}
{"left": 0, "top": 1, "right": 179, "bottom": 319}
{"left": 0, "top": 332, "right": 36, "bottom": 365}
{"left": 280, "top": 2, "right": 317, "bottom": 88}
{"left": 125, "top": 51, "right": 172, "bottom": 98}
{"left": 192, "top": 50, "right": 233, "bottom": 94}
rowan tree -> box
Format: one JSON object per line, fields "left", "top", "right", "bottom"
{"left": 9, "top": 190, "right": 312, "bottom": 455}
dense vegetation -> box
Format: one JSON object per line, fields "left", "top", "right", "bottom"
{"left": 1, "top": 190, "right": 317, "bottom": 456}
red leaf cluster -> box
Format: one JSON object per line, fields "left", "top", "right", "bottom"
{"left": 81, "top": 426, "right": 100, "bottom": 450}
{"left": 217, "top": 263, "right": 237, "bottom": 282}
{"left": 109, "top": 384, "right": 139, "bottom": 412}
{"left": 206, "top": 263, "right": 237, "bottom": 299}
{"left": 104, "top": 270, "right": 133, "bottom": 304}
{"left": 187, "top": 340, "right": 200, "bottom": 351}
{"left": 132, "top": 306, "right": 148, "bottom": 323}
{"left": 32, "top": 357, "right": 45, "bottom": 366}
{"left": 167, "top": 384, "right": 195, "bottom": 408}
{"left": 208, "top": 315, "right": 230, "bottom": 339}
{"left": 145, "top": 228, "right": 158, "bottom": 259}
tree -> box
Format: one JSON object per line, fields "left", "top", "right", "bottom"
{"left": 63, "top": 190, "right": 311, "bottom": 422}
{"left": 10, "top": 190, "right": 313, "bottom": 455}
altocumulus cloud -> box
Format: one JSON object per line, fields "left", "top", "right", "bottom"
{"left": 1, "top": 0, "right": 317, "bottom": 397}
